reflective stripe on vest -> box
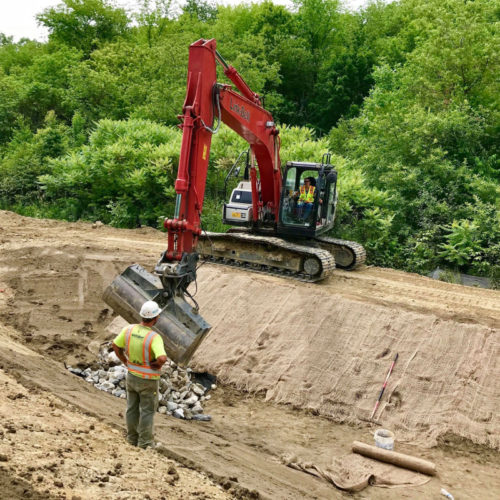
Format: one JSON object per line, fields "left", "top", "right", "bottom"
{"left": 124, "top": 325, "right": 161, "bottom": 379}
{"left": 299, "top": 185, "right": 315, "bottom": 203}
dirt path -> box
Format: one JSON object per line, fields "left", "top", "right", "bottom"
{"left": 1, "top": 210, "right": 499, "bottom": 499}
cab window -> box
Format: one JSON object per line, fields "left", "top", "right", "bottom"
{"left": 325, "top": 174, "right": 337, "bottom": 224}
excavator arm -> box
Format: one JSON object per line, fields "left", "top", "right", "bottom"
{"left": 161, "top": 39, "right": 281, "bottom": 263}
{"left": 103, "top": 39, "right": 281, "bottom": 365}
{"left": 154, "top": 39, "right": 281, "bottom": 306}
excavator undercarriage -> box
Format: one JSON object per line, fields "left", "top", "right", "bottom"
{"left": 198, "top": 231, "right": 365, "bottom": 282}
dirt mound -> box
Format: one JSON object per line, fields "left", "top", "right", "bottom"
{"left": 0, "top": 366, "right": 228, "bottom": 499}
{"left": 0, "top": 244, "right": 127, "bottom": 366}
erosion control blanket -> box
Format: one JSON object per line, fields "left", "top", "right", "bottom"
{"left": 192, "top": 267, "right": 500, "bottom": 450}
{"left": 284, "top": 453, "right": 431, "bottom": 492}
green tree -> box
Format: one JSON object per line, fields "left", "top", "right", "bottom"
{"left": 135, "top": 0, "right": 175, "bottom": 48}
{"left": 183, "top": 0, "right": 218, "bottom": 22}
{"left": 37, "top": 0, "right": 129, "bottom": 55}
{"left": 68, "top": 34, "right": 196, "bottom": 125}
{"left": 308, "top": 13, "right": 375, "bottom": 132}
{"left": 329, "top": 0, "right": 499, "bottom": 274}
{"left": 0, "top": 71, "right": 23, "bottom": 144}
{"left": 0, "top": 111, "right": 72, "bottom": 203}
{"left": 0, "top": 33, "right": 13, "bottom": 46}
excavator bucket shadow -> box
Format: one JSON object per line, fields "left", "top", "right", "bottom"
{"left": 102, "top": 264, "right": 211, "bottom": 366}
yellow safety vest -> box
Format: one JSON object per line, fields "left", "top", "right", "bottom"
{"left": 124, "top": 325, "right": 161, "bottom": 379}
{"left": 299, "top": 185, "right": 315, "bottom": 203}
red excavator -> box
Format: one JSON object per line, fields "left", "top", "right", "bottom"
{"left": 104, "top": 39, "right": 365, "bottom": 365}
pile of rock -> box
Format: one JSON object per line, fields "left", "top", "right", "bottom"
{"left": 67, "top": 356, "right": 215, "bottom": 421}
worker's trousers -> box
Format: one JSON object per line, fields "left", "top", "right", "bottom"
{"left": 125, "top": 372, "right": 159, "bottom": 448}
{"left": 297, "top": 201, "right": 313, "bottom": 220}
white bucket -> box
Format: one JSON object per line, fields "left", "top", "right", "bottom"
{"left": 374, "top": 429, "right": 395, "bottom": 450}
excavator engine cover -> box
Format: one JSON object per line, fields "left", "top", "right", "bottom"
{"left": 103, "top": 264, "right": 211, "bottom": 366}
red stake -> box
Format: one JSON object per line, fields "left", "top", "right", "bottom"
{"left": 370, "top": 353, "right": 399, "bottom": 420}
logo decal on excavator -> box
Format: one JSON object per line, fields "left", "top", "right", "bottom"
{"left": 230, "top": 97, "right": 250, "bottom": 122}
{"left": 202, "top": 144, "right": 208, "bottom": 160}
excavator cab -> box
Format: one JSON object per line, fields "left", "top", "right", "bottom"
{"left": 278, "top": 155, "right": 338, "bottom": 239}
{"left": 221, "top": 151, "right": 338, "bottom": 237}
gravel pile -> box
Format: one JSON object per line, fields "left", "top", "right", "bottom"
{"left": 67, "top": 349, "right": 214, "bottom": 421}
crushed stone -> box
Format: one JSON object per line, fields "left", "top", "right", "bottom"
{"left": 67, "top": 344, "right": 214, "bottom": 421}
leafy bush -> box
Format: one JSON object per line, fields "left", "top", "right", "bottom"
{"left": 0, "top": 112, "right": 72, "bottom": 202}
{"left": 39, "top": 119, "right": 180, "bottom": 226}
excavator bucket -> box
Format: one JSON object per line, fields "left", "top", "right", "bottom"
{"left": 102, "top": 264, "right": 211, "bottom": 366}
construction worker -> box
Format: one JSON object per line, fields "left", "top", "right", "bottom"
{"left": 296, "top": 176, "right": 317, "bottom": 220}
{"left": 112, "top": 300, "right": 167, "bottom": 449}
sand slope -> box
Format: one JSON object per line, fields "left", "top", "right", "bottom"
{"left": 192, "top": 266, "right": 499, "bottom": 449}
{"left": 1, "top": 209, "right": 498, "bottom": 450}
{"left": 1, "top": 210, "right": 499, "bottom": 498}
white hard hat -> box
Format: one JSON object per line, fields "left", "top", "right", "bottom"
{"left": 140, "top": 300, "right": 162, "bottom": 319}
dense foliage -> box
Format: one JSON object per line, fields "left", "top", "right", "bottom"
{"left": 0, "top": 0, "right": 498, "bottom": 280}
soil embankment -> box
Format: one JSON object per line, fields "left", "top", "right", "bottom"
{"left": 192, "top": 264, "right": 499, "bottom": 449}
{"left": 0, "top": 210, "right": 499, "bottom": 499}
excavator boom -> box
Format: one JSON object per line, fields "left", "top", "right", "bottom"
{"left": 164, "top": 39, "right": 281, "bottom": 262}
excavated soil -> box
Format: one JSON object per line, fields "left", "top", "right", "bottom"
{"left": 0, "top": 210, "right": 499, "bottom": 499}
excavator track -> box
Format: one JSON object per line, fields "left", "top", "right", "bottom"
{"left": 198, "top": 232, "right": 335, "bottom": 283}
{"left": 314, "top": 236, "right": 366, "bottom": 270}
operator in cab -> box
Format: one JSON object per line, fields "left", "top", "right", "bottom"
{"left": 112, "top": 300, "right": 167, "bottom": 449}
{"left": 296, "top": 176, "right": 318, "bottom": 220}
